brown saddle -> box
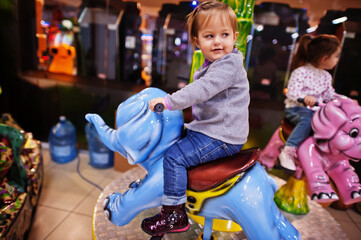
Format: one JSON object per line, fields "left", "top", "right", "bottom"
{"left": 187, "top": 148, "right": 260, "bottom": 192}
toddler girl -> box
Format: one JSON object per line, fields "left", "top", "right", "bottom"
{"left": 141, "top": 1, "right": 250, "bottom": 236}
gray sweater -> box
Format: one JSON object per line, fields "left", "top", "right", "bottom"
{"left": 165, "top": 48, "right": 249, "bottom": 145}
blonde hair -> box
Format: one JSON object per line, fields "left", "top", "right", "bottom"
{"left": 186, "top": 1, "right": 238, "bottom": 48}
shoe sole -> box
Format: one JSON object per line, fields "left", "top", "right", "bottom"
{"left": 168, "top": 223, "right": 190, "bottom": 233}
{"left": 277, "top": 158, "right": 296, "bottom": 175}
{"left": 141, "top": 223, "right": 190, "bottom": 236}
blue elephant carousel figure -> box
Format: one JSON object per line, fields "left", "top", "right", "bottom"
{"left": 86, "top": 87, "right": 300, "bottom": 240}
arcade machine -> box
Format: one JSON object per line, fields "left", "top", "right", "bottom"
{"left": 151, "top": 2, "right": 195, "bottom": 89}
{"left": 331, "top": 8, "right": 361, "bottom": 104}
{"left": 248, "top": 3, "right": 309, "bottom": 101}
{"left": 79, "top": 2, "right": 142, "bottom": 82}
{"left": 119, "top": 3, "right": 143, "bottom": 83}
{"left": 316, "top": 9, "right": 346, "bottom": 37}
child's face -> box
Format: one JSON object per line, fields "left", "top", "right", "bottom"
{"left": 194, "top": 15, "right": 238, "bottom": 62}
{"left": 320, "top": 47, "right": 341, "bottom": 70}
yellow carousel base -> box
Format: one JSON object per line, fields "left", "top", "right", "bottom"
{"left": 92, "top": 166, "right": 348, "bottom": 240}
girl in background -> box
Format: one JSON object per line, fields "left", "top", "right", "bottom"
{"left": 279, "top": 34, "right": 346, "bottom": 172}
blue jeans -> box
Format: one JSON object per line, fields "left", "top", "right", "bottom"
{"left": 162, "top": 129, "right": 243, "bottom": 206}
{"left": 284, "top": 106, "right": 314, "bottom": 148}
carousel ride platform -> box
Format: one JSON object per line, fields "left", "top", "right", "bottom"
{"left": 92, "top": 166, "right": 349, "bottom": 240}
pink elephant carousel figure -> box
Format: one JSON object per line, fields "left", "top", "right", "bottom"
{"left": 259, "top": 97, "right": 361, "bottom": 214}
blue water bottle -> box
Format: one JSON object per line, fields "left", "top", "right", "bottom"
{"left": 49, "top": 116, "right": 77, "bottom": 163}
{"left": 85, "top": 122, "right": 114, "bottom": 168}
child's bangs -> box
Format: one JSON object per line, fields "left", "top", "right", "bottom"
{"left": 198, "top": 9, "right": 237, "bottom": 32}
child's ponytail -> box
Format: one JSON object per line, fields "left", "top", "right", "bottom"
{"left": 292, "top": 34, "right": 340, "bottom": 70}
{"left": 291, "top": 34, "right": 313, "bottom": 70}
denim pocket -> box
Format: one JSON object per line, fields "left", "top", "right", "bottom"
{"left": 201, "top": 144, "right": 226, "bottom": 163}
{"left": 223, "top": 144, "right": 232, "bottom": 156}
{"left": 223, "top": 144, "right": 242, "bottom": 156}
{"left": 200, "top": 141, "right": 242, "bottom": 163}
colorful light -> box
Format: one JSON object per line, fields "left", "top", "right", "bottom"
{"left": 332, "top": 16, "right": 347, "bottom": 24}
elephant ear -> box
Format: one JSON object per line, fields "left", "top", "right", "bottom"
{"left": 115, "top": 101, "right": 164, "bottom": 165}
{"left": 312, "top": 99, "right": 347, "bottom": 140}
{"left": 312, "top": 98, "right": 361, "bottom": 153}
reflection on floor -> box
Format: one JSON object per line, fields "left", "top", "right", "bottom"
{"left": 28, "top": 146, "right": 361, "bottom": 240}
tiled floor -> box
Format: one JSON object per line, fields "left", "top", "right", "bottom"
{"left": 27, "top": 146, "right": 121, "bottom": 240}
{"left": 27, "top": 146, "right": 361, "bottom": 240}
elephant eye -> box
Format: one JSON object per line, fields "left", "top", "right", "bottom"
{"left": 349, "top": 128, "right": 359, "bottom": 138}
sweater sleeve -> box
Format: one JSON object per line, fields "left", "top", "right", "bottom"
{"left": 167, "top": 53, "right": 245, "bottom": 110}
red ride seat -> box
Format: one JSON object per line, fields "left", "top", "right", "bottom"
{"left": 187, "top": 148, "right": 260, "bottom": 192}
{"left": 280, "top": 117, "right": 294, "bottom": 141}
{"left": 280, "top": 117, "right": 313, "bottom": 142}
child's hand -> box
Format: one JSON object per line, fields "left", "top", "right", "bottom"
{"left": 149, "top": 97, "right": 167, "bottom": 112}
{"left": 304, "top": 96, "right": 317, "bottom": 107}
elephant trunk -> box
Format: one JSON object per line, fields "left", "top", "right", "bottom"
{"left": 85, "top": 113, "right": 118, "bottom": 153}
